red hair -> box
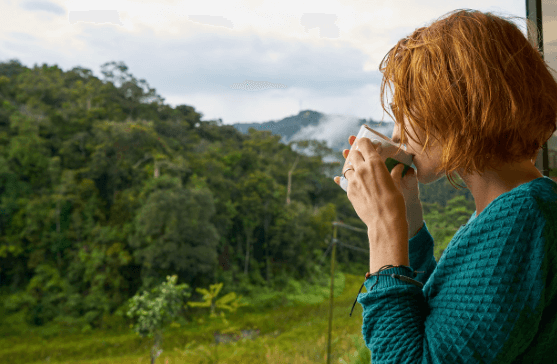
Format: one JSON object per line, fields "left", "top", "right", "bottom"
{"left": 380, "top": 9, "right": 557, "bottom": 189}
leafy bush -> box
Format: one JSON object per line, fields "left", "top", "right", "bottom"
{"left": 126, "top": 275, "right": 191, "bottom": 363}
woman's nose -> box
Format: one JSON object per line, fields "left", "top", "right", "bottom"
{"left": 391, "top": 124, "right": 400, "bottom": 144}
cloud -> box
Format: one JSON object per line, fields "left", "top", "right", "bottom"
{"left": 19, "top": 0, "right": 65, "bottom": 16}
{"left": 68, "top": 10, "right": 123, "bottom": 26}
{"left": 4, "top": 0, "right": 529, "bottom": 126}
{"left": 300, "top": 13, "right": 340, "bottom": 38}
{"left": 187, "top": 15, "right": 234, "bottom": 29}
{"left": 289, "top": 113, "right": 361, "bottom": 146}
{"left": 69, "top": 25, "right": 380, "bottom": 98}
{"left": 230, "top": 80, "right": 287, "bottom": 91}
{"left": 8, "top": 32, "right": 37, "bottom": 42}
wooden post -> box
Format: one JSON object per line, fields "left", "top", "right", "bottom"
{"left": 326, "top": 222, "right": 338, "bottom": 364}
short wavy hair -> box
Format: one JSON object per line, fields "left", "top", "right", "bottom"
{"left": 380, "top": 9, "right": 557, "bottom": 190}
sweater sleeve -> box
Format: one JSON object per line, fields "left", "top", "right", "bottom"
{"left": 408, "top": 217, "right": 473, "bottom": 286}
{"left": 407, "top": 221, "right": 436, "bottom": 286}
{"left": 356, "top": 201, "right": 549, "bottom": 363}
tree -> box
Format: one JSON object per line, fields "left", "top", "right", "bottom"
{"left": 7, "top": 107, "right": 51, "bottom": 189}
{"left": 233, "top": 131, "right": 287, "bottom": 279}
{"left": 185, "top": 282, "right": 250, "bottom": 363}
{"left": 99, "top": 61, "right": 165, "bottom": 120}
{"left": 0, "top": 59, "right": 27, "bottom": 80}
{"left": 14, "top": 64, "right": 67, "bottom": 110}
{"left": 3, "top": 263, "right": 70, "bottom": 326}
{"left": 186, "top": 282, "right": 249, "bottom": 325}
{"left": 236, "top": 170, "right": 283, "bottom": 276}
{"left": 47, "top": 158, "right": 80, "bottom": 271}
{"left": 126, "top": 275, "right": 191, "bottom": 364}
{"left": 129, "top": 176, "right": 220, "bottom": 286}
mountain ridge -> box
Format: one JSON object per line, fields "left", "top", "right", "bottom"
{"left": 227, "top": 110, "right": 395, "bottom": 163}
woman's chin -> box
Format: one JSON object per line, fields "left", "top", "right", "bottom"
{"left": 415, "top": 167, "right": 434, "bottom": 185}
{"left": 416, "top": 169, "right": 425, "bottom": 184}
{"left": 413, "top": 163, "right": 423, "bottom": 183}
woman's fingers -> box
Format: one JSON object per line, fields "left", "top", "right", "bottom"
{"left": 344, "top": 135, "right": 356, "bottom": 158}
{"left": 334, "top": 135, "right": 357, "bottom": 185}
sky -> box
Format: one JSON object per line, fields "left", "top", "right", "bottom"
{"left": 0, "top": 0, "right": 554, "bottom": 127}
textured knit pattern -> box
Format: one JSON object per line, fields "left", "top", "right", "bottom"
{"left": 356, "top": 176, "right": 557, "bottom": 363}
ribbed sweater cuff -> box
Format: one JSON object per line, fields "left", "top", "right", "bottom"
{"left": 363, "top": 267, "right": 417, "bottom": 292}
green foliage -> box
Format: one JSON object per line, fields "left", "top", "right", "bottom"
{"left": 267, "top": 200, "right": 323, "bottom": 281}
{"left": 419, "top": 173, "right": 473, "bottom": 207}
{"left": 347, "top": 333, "right": 372, "bottom": 364}
{"left": 282, "top": 270, "right": 345, "bottom": 307}
{"left": 309, "top": 203, "right": 337, "bottom": 247}
{"left": 0, "top": 58, "right": 482, "bottom": 337}
{"left": 0, "top": 272, "right": 366, "bottom": 364}
{"left": 126, "top": 275, "right": 190, "bottom": 338}
{"left": 130, "top": 177, "right": 220, "bottom": 278}
{"left": 7, "top": 124, "right": 50, "bottom": 188}
{"left": 3, "top": 263, "right": 70, "bottom": 326}
{"left": 423, "top": 194, "right": 476, "bottom": 261}
{"left": 186, "top": 282, "right": 250, "bottom": 325}
{"left": 126, "top": 275, "right": 191, "bottom": 363}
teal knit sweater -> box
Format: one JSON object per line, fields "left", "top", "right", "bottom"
{"left": 356, "top": 176, "right": 557, "bottom": 363}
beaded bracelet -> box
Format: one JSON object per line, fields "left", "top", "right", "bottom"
{"left": 349, "top": 264, "right": 425, "bottom": 317}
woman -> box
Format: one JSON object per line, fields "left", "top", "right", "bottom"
{"left": 334, "top": 8, "right": 557, "bottom": 363}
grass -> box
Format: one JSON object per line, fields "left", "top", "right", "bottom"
{"left": 0, "top": 270, "right": 372, "bottom": 364}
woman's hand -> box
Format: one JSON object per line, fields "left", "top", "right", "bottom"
{"left": 334, "top": 135, "right": 424, "bottom": 238}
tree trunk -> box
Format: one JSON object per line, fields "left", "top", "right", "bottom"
{"left": 244, "top": 224, "right": 251, "bottom": 275}
{"left": 264, "top": 201, "right": 271, "bottom": 283}
{"left": 237, "top": 230, "right": 242, "bottom": 264}
{"left": 286, "top": 155, "right": 299, "bottom": 206}
{"left": 264, "top": 230, "right": 270, "bottom": 283}
{"left": 154, "top": 161, "right": 160, "bottom": 178}
{"left": 56, "top": 200, "right": 60, "bottom": 235}
{"left": 80, "top": 137, "right": 85, "bottom": 157}
{"left": 56, "top": 199, "right": 62, "bottom": 270}
{"left": 150, "top": 331, "right": 163, "bottom": 364}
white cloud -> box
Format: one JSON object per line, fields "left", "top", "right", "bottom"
{"left": 0, "top": 0, "right": 533, "bottom": 126}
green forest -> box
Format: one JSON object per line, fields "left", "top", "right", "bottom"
{"left": 0, "top": 59, "right": 480, "bottom": 362}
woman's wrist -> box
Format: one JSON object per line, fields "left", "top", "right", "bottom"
{"left": 406, "top": 201, "right": 424, "bottom": 239}
{"left": 409, "top": 221, "right": 424, "bottom": 239}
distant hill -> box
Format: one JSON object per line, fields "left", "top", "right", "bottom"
{"left": 229, "top": 110, "right": 327, "bottom": 139}
{"left": 228, "top": 110, "right": 395, "bottom": 163}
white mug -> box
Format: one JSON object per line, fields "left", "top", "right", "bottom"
{"left": 339, "top": 124, "right": 415, "bottom": 192}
